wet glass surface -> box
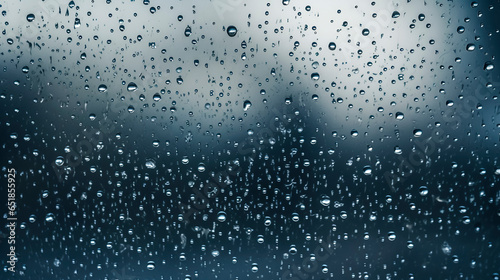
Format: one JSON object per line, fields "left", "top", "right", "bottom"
{"left": 1, "top": 0, "right": 500, "bottom": 279}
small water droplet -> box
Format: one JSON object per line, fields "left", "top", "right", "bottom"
{"left": 466, "top": 43, "right": 475, "bottom": 51}
{"left": 98, "top": 84, "right": 107, "bottom": 92}
{"left": 198, "top": 164, "right": 206, "bottom": 172}
{"left": 145, "top": 159, "right": 156, "bottom": 169}
{"left": 243, "top": 100, "right": 252, "bottom": 111}
{"left": 328, "top": 42, "right": 336, "bottom": 50}
{"left": 127, "top": 82, "right": 137, "bottom": 92}
{"left": 26, "top": 13, "right": 35, "bottom": 22}
{"left": 45, "top": 213, "right": 55, "bottom": 222}
{"left": 227, "top": 25, "right": 237, "bottom": 37}
{"left": 484, "top": 61, "right": 494, "bottom": 71}
{"left": 363, "top": 166, "right": 372, "bottom": 175}
{"left": 320, "top": 195, "right": 331, "bottom": 206}
{"left": 388, "top": 231, "right": 396, "bottom": 241}
{"left": 217, "top": 211, "right": 226, "bottom": 222}
{"left": 419, "top": 186, "right": 429, "bottom": 196}
{"left": 55, "top": 156, "right": 64, "bottom": 167}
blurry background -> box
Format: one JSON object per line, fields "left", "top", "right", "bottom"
{"left": 1, "top": 0, "right": 499, "bottom": 279}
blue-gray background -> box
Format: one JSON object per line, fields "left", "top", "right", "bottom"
{"left": 1, "top": 0, "right": 499, "bottom": 279}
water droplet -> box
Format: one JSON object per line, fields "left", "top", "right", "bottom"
{"left": 45, "top": 213, "right": 55, "bottom": 222}
{"left": 311, "top": 72, "right": 320, "bottom": 80}
{"left": 419, "top": 186, "right": 428, "bottom": 196}
{"left": 362, "top": 28, "right": 370, "bottom": 36}
{"left": 395, "top": 112, "right": 404, "bottom": 120}
{"left": 55, "top": 156, "right": 64, "bottom": 166}
{"left": 227, "top": 25, "right": 237, "bottom": 37}
{"left": 243, "top": 100, "right": 252, "bottom": 111}
{"left": 418, "top": 13, "right": 425, "bottom": 21}
{"left": 98, "top": 84, "right": 107, "bottom": 92}
{"left": 320, "top": 195, "right": 331, "bottom": 206}
{"left": 145, "top": 159, "right": 156, "bottom": 169}
{"left": 394, "top": 146, "right": 402, "bottom": 154}
{"left": 282, "top": 0, "right": 290, "bottom": 5}
{"left": 217, "top": 211, "right": 226, "bottom": 222}
{"left": 184, "top": 26, "right": 192, "bottom": 37}
{"left": 457, "top": 26, "right": 465, "bottom": 34}
{"left": 328, "top": 42, "right": 336, "bottom": 50}
{"left": 26, "top": 13, "right": 35, "bottom": 22}
{"left": 197, "top": 164, "right": 206, "bottom": 172}
{"left": 363, "top": 166, "right": 372, "bottom": 175}
{"left": 484, "top": 61, "right": 494, "bottom": 71}
{"left": 391, "top": 11, "right": 400, "bottom": 18}
{"left": 147, "top": 261, "right": 155, "bottom": 270}
{"left": 388, "top": 231, "right": 396, "bottom": 241}
{"left": 442, "top": 242, "right": 452, "bottom": 255}
{"left": 127, "top": 82, "right": 137, "bottom": 92}
{"left": 466, "top": 43, "right": 475, "bottom": 51}
{"left": 413, "top": 129, "right": 422, "bottom": 137}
